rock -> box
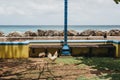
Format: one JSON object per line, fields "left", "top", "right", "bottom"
{"left": 37, "top": 30, "right": 79, "bottom": 36}
{"left": 6, "top": 31, "right": 23, "bottom": 37}
{"left": 24, "top": 31, "right": 37, "bottom": 37}
{"left": 45, "top": 30, "right": 55, "bottom": 36}
{"left": 94, "top": 31, "right": 105, "bottom": 36}
{"left": 80, "top": 30, "right": 106, "bottom": 36}
{"left": 37, "top": 29, "right": 62, "bottom": 36}
{"left": 53, "top": 30, "right": 61, "bottom": 36}
{"left": 58, "top": 30, "right": 79, "bottom": 36}
{"left": 0, "top": 31, "right": 5, "bottom": 37}
{"left": 80, "top": 30, "right": 96, "bottom": 36}
{"left": 108, "top": 29, "right": 120, "bottom": 36}
{"left": 68, "top": 30, "right": 79, "bottom": 36}
{"left": 59, "top": 31, "right": 64, "bottom": 36}
{"left": 37, "top": 29, "right": 45, "bottom": 36}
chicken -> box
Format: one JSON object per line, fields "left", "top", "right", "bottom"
{"left": 47, "top": 51, "right": 58, "bottom": 62}
{"left": 38, "top": 52, "right": 46, "bottom": 58}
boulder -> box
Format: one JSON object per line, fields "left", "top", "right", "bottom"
{"left": 53, "top": 30, "right": 61, "bottom": 36}
{"left": 94, "top": 31, "right": 105, "bottom": 36}
{"left": 80, "top": 30, "right": 96, "bottom": 36}
{"left": 108, "top": 29, "right": 120, "bottom": 36}
{"left": 59, "top": 31, "right": 64, "bottom": 36}
{"left": 68, "top": 30, "right": 79, "bottom": 36}
{"left": 24, "top": 31, "right": 37, "bottom": 37}
{"left": 0, "top": 31, "right": 5, "bottom": 37}
{"left": 6, "top": 31, "right": 23, "bottom": 37}
{"left": 45, "top": 30, "right": 55, "bottom": 36}
{"left": 37, "top": 29, "right": 45, "bottom": 36}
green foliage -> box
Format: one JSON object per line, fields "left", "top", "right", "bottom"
{"left": 78, "top": 57, "right": 120, "bottom": 71}
{"left": 75, "top": 57, "right": 120, "bottom": 80}
{"left": 55, "top": 57, "right": 120, "bottom": 80}
{"left": 114, "top": 0, "right": 120, "bottom": 4}
{"left": 77, "top": 76, "right": 89, "bottom": 80}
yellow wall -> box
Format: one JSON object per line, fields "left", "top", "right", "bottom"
{"left": 71, "top": 47, "right": 109, "bottom": 57}
{"left": 0, "top": 45, "right": 29, "bottom": 58}
{"left": 71, "top": 47, "right": 89, "bottom": 56}
{"left": 117, "top": 44, "right": 120, "bottom": 57}
{"left": 92, "top": 47, "right": 108, "bottom": 56}
{"left": 0, "top": 41, "right": 118, "bottom": 58}
{"left": 113, "top": 44, "right": 120, "bottom": 57}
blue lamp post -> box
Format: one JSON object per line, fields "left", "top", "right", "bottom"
{"left": 62, "top": 0, "right": 70, "bottom": 55}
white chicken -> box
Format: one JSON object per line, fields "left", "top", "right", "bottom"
{"left": 47, "top": 51, "right": 58, "bottom": 62}
{"left": 38, "top": 52, "right": 46, "bottom": 58}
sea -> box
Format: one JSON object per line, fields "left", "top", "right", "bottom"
{"left": 0, "top": 25, "right": 120, "bottom": 34}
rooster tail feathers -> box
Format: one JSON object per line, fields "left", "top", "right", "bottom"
{"left": 54, "top": 51, "right": 58, "bottom": 57}
{"left": 47, "top": 51, "right": 58, "bottom": 62}
{"left": 48, "top": 53, "right": 52, "bottom": 58}
{"left": 47, "top": 51, "right": 58, "bottom": 57}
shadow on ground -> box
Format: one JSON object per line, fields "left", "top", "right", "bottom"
{"left": 0, "top": 59, "right": 36, "bottom": 80}
{"left": 0, "top": 58, "right": 62, "bottom": 80}
{"left": 75, "top": 57, "right": 120, "bottom": 80}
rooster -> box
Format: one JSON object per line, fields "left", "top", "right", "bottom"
{"left": 47, "top": 51, "right": 58, "bottom": 62}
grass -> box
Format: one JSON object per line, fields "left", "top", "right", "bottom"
{"left": 56, "top": 57, "right": 120, "bottom": 71}
{"left": 55, "top": 57, "right": 120, "bottom": 80}
{"left": 78, "top": 57, "right": 120, "bottom": 71}
{"left": 56, "top": 57, "right": 82, "bottom": 65}
{"left": 77, "top": 76, "right": 102, "bottom": 80}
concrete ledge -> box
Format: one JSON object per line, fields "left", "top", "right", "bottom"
{"left": 0, "top": 40, "right": 118, "bottom": 45}
{"left": 1, "top": 40, "right": 120, "bottom": 58}
{"left": 0, "top": 41, "right": 29, "bottom": 45}
{"left": 28, "top": 40, "right": 117, "bottom": 57}
{"left": 28, "top": 40, "right": 114, "bottom": 43}
{"left": 113, "top": 40, "right": 120, "bottom": 44}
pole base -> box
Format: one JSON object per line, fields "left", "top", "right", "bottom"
{"left": 62, "top": 44, "right": 71, "bottom": 56}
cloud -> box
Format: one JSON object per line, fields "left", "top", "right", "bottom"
{"left": 0, "top": 0, "right": 120, "bottom": 25}
{"left": 69, "top": 0, "right": 120, "bottom": 25}
{"left": 0, "top": 0, "right": 63, "bottom": 16}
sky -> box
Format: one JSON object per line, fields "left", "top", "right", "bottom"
{"left": 0, "top": 0, "right": 120, "bottom": 25}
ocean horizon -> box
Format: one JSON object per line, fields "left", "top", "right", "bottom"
{"left": 0, "top": 25, "right": 120, "bottom": 34}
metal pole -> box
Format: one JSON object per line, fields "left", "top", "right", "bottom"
{"left": 64, "top": 0, "right": 67, "bottom": 44}
{"left": 62, "top": 0, "right": 70, "bottom": 55}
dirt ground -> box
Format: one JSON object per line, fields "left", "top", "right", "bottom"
{"left": 0, "top": 58, "right": 107, "bottom": 80}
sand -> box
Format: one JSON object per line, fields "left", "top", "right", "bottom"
{"left": 0, "top": 36, "right": 120, "bottom": 42}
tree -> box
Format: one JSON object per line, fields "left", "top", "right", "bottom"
{"left": 114, "top": 0, "right": 120, "bottom": 4}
